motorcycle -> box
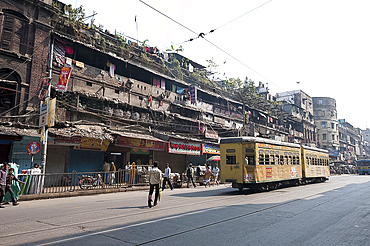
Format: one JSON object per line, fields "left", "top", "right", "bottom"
{"left": 79, "top": 173, "right": 104, "bottom": 189}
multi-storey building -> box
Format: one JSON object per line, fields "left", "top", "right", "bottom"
{"left": 338, "top": 119, "right": 367, "bottom": 164}
{"left": 276, "top": 90, "right": 316, "bottom": 144}
{"left": 312, "top": 97, "right": 340, "bottom": 162}
{"left": 0, "top": 0, "right": 312, "bottom": 173}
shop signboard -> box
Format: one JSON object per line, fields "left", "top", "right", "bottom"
{"left": 115, "top": 136, "right": 164, "bottom": 151}
{"left": 74, "top": 137, "right": 110, "bottom": 151}
{"left": 168, "top": 138, "right": 202, "bottom": 156}
{"left": 205, "top": 129, "right": 218, "bottom": 139}
{"left": 202, "top": 143, "right": 220, "bottom": 155}
{"left": 39, "top": 98, "right": 49, "bottom": 127}
{"left": 54, "top": 136, "right": 81, "bottom": 146}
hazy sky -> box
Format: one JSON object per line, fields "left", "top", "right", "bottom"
{"left": 61, "top": 0, "right": 370, "bottom": 129}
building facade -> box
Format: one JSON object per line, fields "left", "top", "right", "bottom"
{"left": 312, "top": 97, "right": 340, "bottom": 162}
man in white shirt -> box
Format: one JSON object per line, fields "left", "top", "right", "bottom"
{"left": 148, "top": 161, "right": 162, "bottom": 207}
{"left": 212, "top": 165, "right": 220, "bottom": 185}
{"left": 162, "top": 163, "right": 173, "bottom": 191}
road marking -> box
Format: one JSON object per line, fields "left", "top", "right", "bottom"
{"left": 36, "top": 207, "right": 220, "bottom": 246}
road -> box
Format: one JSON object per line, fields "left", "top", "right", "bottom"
{"left": 1, "top": 175, "right": 370, "bottom": 246}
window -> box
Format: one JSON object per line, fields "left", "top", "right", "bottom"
{"left": 115, "top": 89, "right": 120, "bottom": 94}
{"left": 322, "top": 122, "right": 326, "bottom": 128}
{"left": 319, "top": 99, "right": 323, "bottom": 104}
{"left": 323, "top": 134, "right": 327, "bottom": 140}
{"left": 331, "top": 123, "right": 335, "bottom": 129}
{"left": 86, "top": 82, "right": 92, "bottom": 87}
{"left": 226, "top": 156, "right": 236, "bottom": 165}
{"left": 332, "top": 134, "right": 335, "bottom": 141}
{"left": 280, "top": 155, "right": 284, "bottom": 165}
{"left": 259, "top": 154, "right": 264, "bottom": 165}
{"left": 265, "top": 155, "right": 270, "bottom": 165}
{"left": 1, "top": 11, "right": 27, "bottom": 54}
{"left": 245, "top": 156, "right": 255, "bottom": 165}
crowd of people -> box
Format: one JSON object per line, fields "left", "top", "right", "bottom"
{"left": 0, "top": 162, "right": 26, "bottom": 208}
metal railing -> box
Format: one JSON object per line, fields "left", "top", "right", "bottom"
{"left": 17, "top": 168, "right": 150, "bottom": 195}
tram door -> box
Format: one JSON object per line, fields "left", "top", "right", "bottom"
{"left": 221, "top": 143, "right": 244, "bottom": 183}
{"left": 244, "top": 144, "right": 256, "bottom": 182}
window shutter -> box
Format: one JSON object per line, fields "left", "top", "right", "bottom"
{"left": 1, "top": 16, "right": 14, "bottom": 51}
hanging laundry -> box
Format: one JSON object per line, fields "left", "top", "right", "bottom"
{"left": 109, "top": 63, "right": 116, "bottom": 78}
{"left": 115, "top": 74, "right": 124, "bottom": 82}
{"left": 53, "top": 40, "right": 65, "bottom": 66}
{"left": 176, "top": 86, "right": 185, "bottom": 94}
{"left": 160, "top": 79, "right": 166, "bottom": 89}
{"left": 65, "top": 45, "right": 73, "bottom": 54}
{"left": 153, "top": 77, "right": 160, "bottom": 88}
{"left": 188, "top": 63, "right": 193, "bottom": 72}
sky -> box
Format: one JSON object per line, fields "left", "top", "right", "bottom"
{"left": 61, "top": 0, "right": 370, "bottom": 130}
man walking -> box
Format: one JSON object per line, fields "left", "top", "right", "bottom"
{"left": 5, "top": 168, "right": 25, "bottom": 206}
{"left": 0, "top": 163, "right": 10, "bottom": 208}
{"left": 186, "top": 163, "right": 196, "bottom": 188}
{"left": 162, "top": 163, "right": 173, "bottom": 191}
{"left": 148, "top": 161, "right": 162, "bottom": 208}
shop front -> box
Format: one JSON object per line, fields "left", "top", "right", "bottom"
{"left": 48, "top": 135, "right": 110, "bottom": 173}
{"left": 167, "top": 137, "right": 202, "bottom": 172}
{"left": 114, "top": 135, "right": 165, "bottom": 167}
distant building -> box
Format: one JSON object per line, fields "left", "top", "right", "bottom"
{"left": 276, "top": 90, "right": 316, "bottom": 144}
{"left": 312, "top": 97, "right": 339, "bottom": 162}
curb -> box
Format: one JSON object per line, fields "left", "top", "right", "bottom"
{"left": 18, "top": 185, "right": 150, "bottom": 201}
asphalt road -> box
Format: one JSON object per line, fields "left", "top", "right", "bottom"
{"left": 1, "top": 175, "right": 370, "bottom": 246}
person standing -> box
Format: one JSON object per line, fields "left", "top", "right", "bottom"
{"left": 212, "top": 165, "right": 220, "bottom": 185}
{"left": 109, "top": 162, "right": 116, "bottom": 185}
{"left": 0, "top": 163, "right": 10, "bottom": 208}
{"left": 103, "top": 162, "right": 110, "bottom": 184}
{"left": 204, "top": 165, "right": 213, "bottom": 188}
{"left": 186, "top": 163, "right": 196, "bottom": 188}
{"left": 162, "top": 163, "right": 173, "bottom": 191}
{"left": 5, "top": 168, "right": 25, "bottom": 206}
{"left": 148, "top": 161, "right": 162, "bottom": 208}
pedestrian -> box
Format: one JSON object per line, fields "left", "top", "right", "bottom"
{"left": 148, "top": 161, "right": 162, "bottom": 208}
{"left": 186, "top": 163, "right": 196, "bottom": 188}
{"left": 109, "top": 162, "right": 116, "bottom": 185}
{"left": 4, "top": 168, "right": 25, "bottom": 206}
{"left": 204, "top": 165, "right": 213, "bottom": 188}
{"left": 103, "top": 161, "right": 110, "bottom": 184}
{"left": 31, "top": 163, "right": 41, "bottom": 174}
{"left": 212, "top": 165, "right": 220, "bottom": 185}
{"left": 162, "top": 163, "right": 173, "bottom": 191}
{"left": 0, "top": 163, "right": 10, "bottom": 208}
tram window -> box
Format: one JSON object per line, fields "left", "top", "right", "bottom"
{"left": 269, "top": 155, "right": 274, "bottom": 165}
{"left": 265, "top": 155, "right": 270, "bottom": 165}
{"left": 259, "top": 154, "right": 264, "bottom": 165}
{"left": 288, "top": 156, "right": 292, "bottom": 165}
{"left": 226, "top": 155, "right": 236, "bottom": 165}
{"left": 284, "top": 156, "right": 288, "bottom": 165}
{"left": 245, "top": 156, "right": 255, "bottom": 165}
{"left": 275, "top": 155, "right": 279, "bottom": 165}
{"left": 293, "top": 156, "right": 297, "bottom": 165}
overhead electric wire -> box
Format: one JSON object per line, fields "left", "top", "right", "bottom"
{"left": 139, "top": 0, "right": 297, "bottom": 98}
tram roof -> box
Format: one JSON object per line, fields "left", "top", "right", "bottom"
{"left": 220, "top": 136, "right": 300, "bottom": 148}
{"left": 301, "top": 145, "right": 329, "bottom": 154}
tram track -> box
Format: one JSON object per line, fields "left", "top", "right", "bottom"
{"left": 35, "top": 184, "right": 340, "bottom": 246}
{"left": 3, "top": 180, "right": 344, "bottom": 245}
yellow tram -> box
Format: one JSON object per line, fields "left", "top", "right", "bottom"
{"left": 220, "top": 137, "right": 329, "bottom": 191}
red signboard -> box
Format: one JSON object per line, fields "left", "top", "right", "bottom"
{"left": 115, "top": 136, "right": 164, "bottom": 151}
{"left": 168, "top": 138, "right": 202, "bottom": 156}
{"left": 57, "top": 66, "right": 72, "bottom": 92}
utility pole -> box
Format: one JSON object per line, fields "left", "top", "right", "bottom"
{"left": 41, "top": 36, "right": 54, "bottom": 173}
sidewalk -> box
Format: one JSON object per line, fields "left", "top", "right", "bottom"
{"left": 17, "top": 183, "right": 194, "bottom": 201}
